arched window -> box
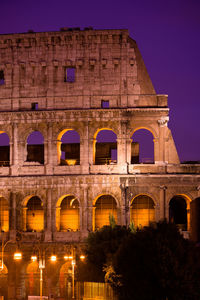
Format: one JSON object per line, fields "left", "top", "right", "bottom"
{"left": 26, "top": 196, "right": 44, "bottom": 232}
{"left": 59, "top": 262, "right": 72, "bottom": 297}
{"left": 58, "top": 130, "right": 80, "bottom": 165}
{"left": 26, "top": 261, "right": 39, "bottom": 296}
{"left": 0, "top": 133, "right": 10, "bottom": 166}
{"left": 94, "top": 195, "right": 117, "bottom": 229}
{"left": 27, "top": 131, "right": 44, "bottom": 164}
{"left": 130, "top": 195, "right": 155, "bottom": 228}
{"left": 0, "top": 70, "right": 5, "bottom": 85}
{"left": 94, "top": 130, "right": 117, "bottom": 165}
{"left": 59, "top": 195, "right": 80, "bottom": 231}
{"left": 131, "top": 129, "right": 154, "bottom": 164}
{"left": 169, "top": 196, "right": 187, "bottom": 231}
{"left": 191, "top": 198, "right": 200, "bottom": 242}
{"left": 0, "top": 197, "right": 9, "bottom": 232}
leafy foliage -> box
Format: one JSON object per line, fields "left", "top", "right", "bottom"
{"left": 77, "top": 225, "right": 131, "bottom": 282}
{"left": 111, "top": 221, "right": 200, "bottom": 300}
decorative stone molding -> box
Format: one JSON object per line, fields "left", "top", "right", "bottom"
{"left": 157, "top": 116, "right": 169, "bottom": 127}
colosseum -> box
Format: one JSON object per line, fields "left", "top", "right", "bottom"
{"left": 0, "top": 28, "right": 199, "bottom": 299}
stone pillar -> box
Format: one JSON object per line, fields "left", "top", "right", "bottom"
{"left": 157, "top": 117, "right": 169, "bottom": 163}
{"left": 159, "top": 186, "right": 167, "bottom": 220}
{"left": 10, "top": 124, "right": 19, "bottom": 175}
{"left": 120, "top": 182, "right": 129, "bottom": 226}
{"left": 88, "top": 138, "right": 95, "bottom": 166}
{"left": 45, "top": 189, "right": 52, "bottom": 241}
{"left": 126, "top": 138, "right": 132, "bottom": 165}
{"left": 55, "top": 206, "right": 61, "bottom": 231}
{"left": 45, "top": 124, "right": 53, "bottom": 174}
{"left": 87, "top": 205, "right": 93, "bottom": 232}
{"left": 22, "top": 207, "right": 27, "bottom": 231}
{"left": 9, "top": 192, "right": 16, "bottom": 240}
{"left": 81, "top": 185, "right": 88, "bottom": 232}
{"left": 154, "top": 138, "right": 159, "bottom": 163}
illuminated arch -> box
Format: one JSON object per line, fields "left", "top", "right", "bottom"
{"left": 0, "top": 131, "right": 10, "bottom": 167}
{"left": 26, "top": 131, "right": 44, "bottom": 164}
{"left": 169, "top": 194, "right": 191, "bottom": 231}
{"left": 93, "top": 128, "right": 117, "bottom": 165}
{"left": 56, "top": 195, "right": 80, "bottom": 231}
{"left": 57, "top": 129, "right": 80, "bottom": 165}
{"left": 130, "top": 194, "right": 155, "bottom": 228}
{"left": 0, "top": 197, "right": 9, "bottom": 232}
{"left": 59, "top": 261, "right": 72, "bottom": 297}
{"left": 93, "top": 194, "right": 118, "bottom": 230}
{"left": 131, "top": 128, "right": 155, "bottom": 164}
{"left": 26, "top": 196, "right": 44, "bottom": 232}
{"left": 26, "top": 261, "right": 39, "bottom": 296}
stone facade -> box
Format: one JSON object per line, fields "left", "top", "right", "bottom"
{"left": 0, "top": 28, "right": 199, "bottom": 299}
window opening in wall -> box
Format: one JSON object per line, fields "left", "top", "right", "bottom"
{"left": 27, "top": 131, "right": 44, "bottom": 164}
{"left": 26, "top": 196, "right": 44, "bottom": 232}
{"left": 191, "top": 197, "right": 200, "bottom": 242}
{"left": 94, "top": 130, "right": 117, "bottom": 165}
{"left": 59, "top": 195, "right": 80, "bottom": 231}
{"left": 131, "top": 129, "right": 154, "bottom": 164}
{"left": 169, "top": 196, "right": 187, "bottom": 231}
{"left": 0, "top": 132, "right": 10, "bottom": 167}
{"left": 94, "top": 195, "right": 117, "bottom": 230}
{"left": 101, "top": 100, "right": 109, "bottom": 108}
{"left": 64, "top": 67, "right": 75, "bottom": 82}
{"left": 31, "top": 103, "right": 38, "bottom": 110}
{"left": 0, "top": 70, "right": 5, "bottom": 85}
{"left": 130, "top": 195, "right": 155, "bottom": 228}
{"left": 59, "top": 130, "right": 80, "bottom": 165}
{"left": 0, "top": 197, "right": 9, "bottom": 232}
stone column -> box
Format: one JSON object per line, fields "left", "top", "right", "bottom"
{"left": 45, "top": 123, "right": 53, "bottom": 174}
{"left": 81, "top": 185, "right": 88, "bottom": 232}
{"left": 88, "top": 138, "right": 95, "bottom": 166}
{"left": 126, "top": 138, "right": 132, "bottom": 165}
{"left": 87, "top": 205, "right": 93, "bottom": 232}
{"left": 45, "top": 189, "right": 52, "bottom": 241}
{"left": 22, "top": 207, "right": 27, "bottom": 231}
{"left": 9, "top": 192, "right": 16, "bottom": 240}
{"left": 55, "top": 206, "right": 61, "bottom": 232}
{"left": 120, "top": 182, "right": 129, "bottom": 226}
{"left": 159, "top": 186, "right": 167, "bottom": 220}
{"left": 10, "top": 124, "right": 19, "bottom": 176}
{"left": 117, "top": 135, "right": 127, "bottom": 174}
{"left": 157, "top": 117, "right": 169, "bottom": 163}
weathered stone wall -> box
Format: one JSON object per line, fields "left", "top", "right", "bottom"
{"left": 0, "top": 28, "right": 199, "bottom": 300}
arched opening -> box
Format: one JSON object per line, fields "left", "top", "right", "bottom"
{"left": 27, "top": 131, "right": 44, "bottom": 164}
{"left": 130, "top": 195, "right": 155, "bottom": 228}
{"left": 0, "top": 263, "right": 8, "bottom": 300}
{"left": 94, "top": 129, "right": 117, "bottom": 165}
{"left": 94, "top": 195, "right": 117, "bottom": 230}
{"left": 59, "top": 262, "right": 72, "bottom": 298}
{"left": 26, "top": 196, "right": 44, "bottom": 232}
{"left": 169, "top": 196, "right": 187, "bottom": 231}
{"left": 0, "top": 197, "right": 9, "bottom": 232}
{"left": 59, "top": 195, "right": 80, "bottom": 231}
{"left": 58, "top": 130, "right": 80, "bottom": 166}
{"left": 190, "top": 197, "right": 200, "bottom": 242}
{"left": 131, "top": 129, "right": 154, "bottom": 164}
{"left": 26, "top": 261, "right": 39, "bottom": 297}
{"left": 0, "top": 132, "right": 10, "bottom": 166}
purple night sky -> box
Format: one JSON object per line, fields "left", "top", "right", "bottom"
{"left": 0, "top": 0, "right": 199, "bottom": 162}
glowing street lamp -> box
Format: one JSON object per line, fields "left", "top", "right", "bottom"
{"left": 0, "top": 237, "right": 22, "bottom": 271}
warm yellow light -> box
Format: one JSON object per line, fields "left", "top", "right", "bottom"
{"left": 50, "top": 255, "right": 57, "bottom": 262}
{"left": 66, "top": 159, "right": 76, "bottom": 166}
{"left": 64, "top": 255, "right": 69, "bottom": 260}
{"left": 14, "top": 251, "right": 22, "bottom": 260}
{"left": 72, "top": 259, "right": 75, "bottom": 266}
{"left": 68, "top": 255, "right": 73, "bottom": 260}
{"left": 80, "top": 255, "right": 85, "bottom": 261}
{"left": 31, "top": 255, "right": 37, "bottom": 262}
